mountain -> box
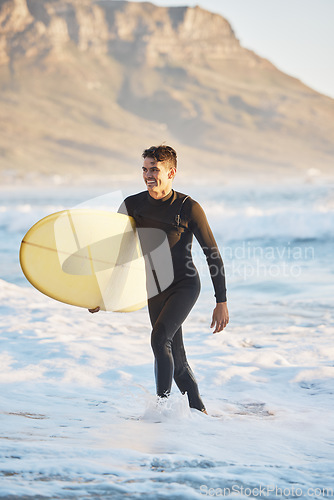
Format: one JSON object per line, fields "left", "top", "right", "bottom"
{"left": 1, "top": 0, "right": 333, "bottom": 185}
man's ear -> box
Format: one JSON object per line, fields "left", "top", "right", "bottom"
{"left": 168, "top": 167, "right": 176, "bottom": 179}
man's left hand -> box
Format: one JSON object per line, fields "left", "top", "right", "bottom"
{"left": 210, "top": 302, "right": 229, "bottom": 333}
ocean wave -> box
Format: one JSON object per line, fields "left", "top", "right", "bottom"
{"left": 1, "top": 188, "right": 334, "bottom": 242}
{"left": 0, "top": 205, "right": 65, "bottom": 234}
{"left": 1, "top": 204, "right": 333, "bottom": 243}
{"left": 205, "top": 204, "right": 334, "bottom": 242}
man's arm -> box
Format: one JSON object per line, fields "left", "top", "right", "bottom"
{"left": 117, "top": 200, "right": 129, "bottom": 216}
{"left": 189, "top": 200, "right": 229, "bottom": 332}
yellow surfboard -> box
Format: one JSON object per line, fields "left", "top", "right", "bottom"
{"left": 19, "top": 210, "right": 151, "bottom": 312}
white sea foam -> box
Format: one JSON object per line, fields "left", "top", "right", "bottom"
{"left": 0, "top": 278, "right": 333, "bottom": 498}
{"left": 1, "top": 182, "right": 334, "bottom": 497}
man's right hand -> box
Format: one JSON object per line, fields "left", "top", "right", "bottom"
{"left": 88, "top": 306, "right": 100, "bottom": 313}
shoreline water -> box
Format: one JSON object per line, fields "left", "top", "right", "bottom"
{"left": 1, "top": 180, "right": 333, "bottom": 498}
{"left": 1, "top": 276, "right": 333, "bottom": 498}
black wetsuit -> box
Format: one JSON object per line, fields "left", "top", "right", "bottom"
{"left": 119, "top": 189, "right": 227, "bottom": 411}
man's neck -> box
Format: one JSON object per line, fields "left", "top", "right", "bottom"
{"left": 148, "top": 188, "right": 173, "bottom": 200}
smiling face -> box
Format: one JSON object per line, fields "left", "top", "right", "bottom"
{"left": 142, "top": 156, "right": 176, "bottom": 199}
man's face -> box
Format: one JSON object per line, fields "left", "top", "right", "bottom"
{"left": 142, "top": 156, "right": 174, "bottom": 195}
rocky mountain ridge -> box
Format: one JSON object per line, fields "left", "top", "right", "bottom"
{"left": 1, "top": 0, "right": 265, "bottom": 68}
{"left": 0, "top": 0, "right": 333, "bottom": 184}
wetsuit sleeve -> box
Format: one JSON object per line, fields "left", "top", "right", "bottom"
{"left": 188, "top": 201, "right": 227, "bottom": 303}
{"left": 117, "top": 198, "right": 132, "bottom": 216}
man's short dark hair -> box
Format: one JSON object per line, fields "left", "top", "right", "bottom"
{"left": 142, "top": 145, "right": 177, "bottom": 170}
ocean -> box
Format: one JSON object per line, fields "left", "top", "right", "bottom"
{"left": 0, "top": 179, "right": 333, "bottom": 499}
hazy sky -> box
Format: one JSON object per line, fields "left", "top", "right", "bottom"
{"left": 125, "top": 0, "right": 334, "bottom": 99}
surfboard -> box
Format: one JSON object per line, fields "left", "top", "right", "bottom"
{"left": 19, "top": 209, "right": 174, "bottom": 312}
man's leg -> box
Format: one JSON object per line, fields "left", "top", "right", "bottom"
{"left": 148, "top": 276, "right": 204, "bottom": 408}
{"left": 172, "top": 327, "right": 206, "bottom": 411}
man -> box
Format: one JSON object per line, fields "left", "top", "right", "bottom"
{"left": 90, "top": 145, "right": 229, "bottom": 414}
